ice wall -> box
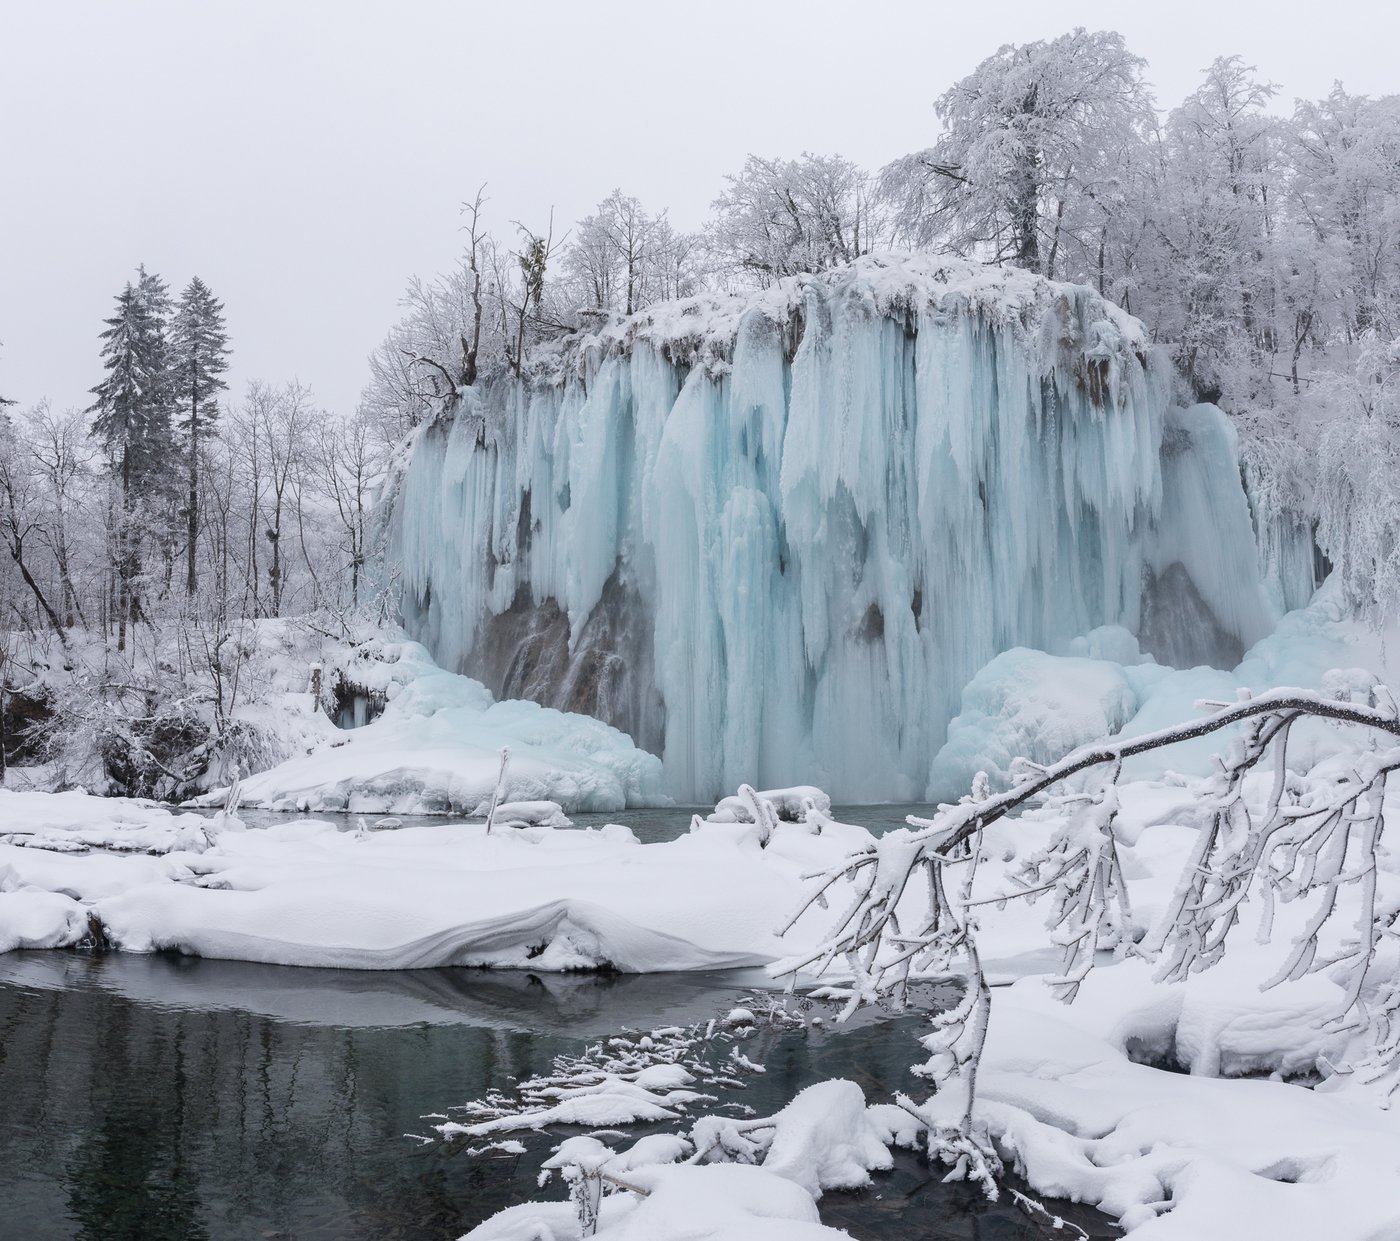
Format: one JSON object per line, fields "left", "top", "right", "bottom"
{"left": 391, "top": 253, "right": 1280, "bottom": 802}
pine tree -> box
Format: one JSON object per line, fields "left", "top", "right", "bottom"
{"left": 89, "top": 267, "right": 176, "bottom": 645}
{"left": 170, "top": 277, "right": 230, "bottom": 596}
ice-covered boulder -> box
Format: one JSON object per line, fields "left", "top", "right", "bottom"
{"left": 710, "top": 786, "right": 832, "bottom": 823}
{"left": 927, "top": 647, "right": 1151, "bottom": 800}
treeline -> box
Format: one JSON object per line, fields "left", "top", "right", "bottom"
{"left": 1, "top": 272, "right": 385, "bottom": 658}
{"left": 374, "top": 36, "right": 1399, "bottom": 418}
{"left": 0, "top": 272, "right": 388, "bottom": 791}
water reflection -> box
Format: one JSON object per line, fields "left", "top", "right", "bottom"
{"left": 0, "top": 953, "right": 1116, "bottom": 1240}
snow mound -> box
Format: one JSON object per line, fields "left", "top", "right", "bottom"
{"left": 0, "top": 799, "right": 862, "bottom": 971}
{"left": 980, "top": 989, "right": 1400, "bottom": 1241}
{"left": 205, "top": 638, "right": 666, "bottom": 815}
{"left": 710, "top": 786, "right": 831, "bottom": 824}
{"left": 927, "top": 646, "right": 1149, "bottom": 799}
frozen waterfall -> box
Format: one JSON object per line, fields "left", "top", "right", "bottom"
{"left": 390, "top": 253, "right": 1299, "bottom": 802}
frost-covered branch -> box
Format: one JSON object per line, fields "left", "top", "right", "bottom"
{"left": 779, "top": 680, "right": 1400, "bottom": 1194}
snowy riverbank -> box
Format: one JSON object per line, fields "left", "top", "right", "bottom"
{"left": 3, "top": 754, "right": 1400, "bottom": 1240}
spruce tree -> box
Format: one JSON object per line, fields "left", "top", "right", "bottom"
{"left": 170, "top": 277, "right": 230, "bottom": 596}
{"left": 89, "top": 268, "right": 176, "bottom": 644}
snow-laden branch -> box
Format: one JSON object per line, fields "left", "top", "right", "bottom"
{"left": 777, "top": 681, "right": 1400, "bottom": 1196}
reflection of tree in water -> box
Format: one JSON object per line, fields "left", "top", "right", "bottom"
{"left": 65, "top": 1005, "right": 208, "bottom": 1241}
{"left": 0, "top": 964, "right": 564, "bottom": 1241}
{"left": 3, "top": 960, "right": 1110, "bottom": 1240}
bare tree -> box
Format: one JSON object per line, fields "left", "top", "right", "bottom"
{"left": 496, "top": 214, "right": 560, "bottom": 378}
{"left": 248, "top": 380, "right": 316, "bottom": 616}
{"left": 317, "top": 409, "right": 383, "bottom": 610}
{"left": 25, "top": 403, "right": 94, "bottom": 628}
{"left": 0, "top": 415, "right": 69, "bottom": 644}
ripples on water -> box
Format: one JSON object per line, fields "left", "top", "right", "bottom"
{"left": 0, "top": 952, "right": 1118, "bottom": 1241}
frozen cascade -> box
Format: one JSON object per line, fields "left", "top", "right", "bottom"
{"left": 391, "top": 253, "right": 1287, "bottom": 803}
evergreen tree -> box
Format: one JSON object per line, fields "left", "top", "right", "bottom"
{"left": 170, "top": 277, "right": 230, "bottom": 596}
{"left": 89, "top": 267, "right": 176, "bottom": 645}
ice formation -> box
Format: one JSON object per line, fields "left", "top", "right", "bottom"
{"left": 391, "top": 253, "right": 1303, "bottom": 802}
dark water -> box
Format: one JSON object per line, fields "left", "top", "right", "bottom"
{"left": 187, "top": 803, "right": 937, "bottom": 845}
{"left": 0, "top": 952, "right": 1117, "bottom": 1241}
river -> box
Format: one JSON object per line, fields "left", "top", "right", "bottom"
{"left": 0, "top": 950, "right": 1118, "bottom": 1240}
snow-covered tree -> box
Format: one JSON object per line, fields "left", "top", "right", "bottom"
{"left": 171, "top": 276, "right": 231, "bottom": 596}
{"left": 88, "top": 268, "right": 178, "bottom": 646}
{"left": 1290, "top": 86, "right": 1400, "bottom": 343}
{"left": 708, "top": 153, "right": 881, "bottom": 286}
{"left": 89, "top": 271, "right": 175, "bottom": 487}
{"left": 559, "top": 190, "right": 700, "bottom": 316}
{"left": 496, "top": 218, "right": 560, "bottom": 378}
{"left": 1313, "top": 337, "right": 1400, "bottom": 621}
{"left": 1150, "top": 58, "right": 1284, "bottom": 405}
{"left": 881, "top": 29, "right": 1155, "bottom": 279}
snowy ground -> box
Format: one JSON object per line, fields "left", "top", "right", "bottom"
{"left": 2, "top": 767, "right": 1398, "bottom": 1240}
{"left": 4, "top": 592, "right": 1400, "bottom": 1238}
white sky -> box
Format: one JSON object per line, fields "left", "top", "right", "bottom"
{"left": 0, "top": 0, "right": 1393, "bottom": 418}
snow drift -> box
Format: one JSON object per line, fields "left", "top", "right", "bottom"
{"left": 194, "top": 633, "right": 666, "bottom": 815}
{"left": 391, "top": 253, "right": 1302, "bottom": 802}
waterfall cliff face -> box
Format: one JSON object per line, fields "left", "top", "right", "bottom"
{"left": 391, "top": 254, "right": 1287, "bottom": 802}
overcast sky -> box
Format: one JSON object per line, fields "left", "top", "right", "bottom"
{"left": 1, "top": 0, "right": 1393, "bottom": 418}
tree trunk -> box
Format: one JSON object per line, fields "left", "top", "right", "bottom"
{"left": 186, "top": 380, "right": 199, "bottom": 596}
{"left": 117, "top": 448, "right": 130, "bottom": 652}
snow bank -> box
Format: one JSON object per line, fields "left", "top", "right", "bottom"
{"left": 979, "top": 991, "right": 1400, "bottom": 1240}
{"left": 0, "top": 792, "right": 858, "bottom": 971}
{"left": 204, "top": 636, "right": 666, "bottom": 815}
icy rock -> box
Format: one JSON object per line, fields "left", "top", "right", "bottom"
{"left": 759, "top": 1080, "right": 895, "bottom": 1198}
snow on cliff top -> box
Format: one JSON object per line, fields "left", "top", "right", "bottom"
{"left": 534, "top": 250, "right": 1148, "bottom": 383}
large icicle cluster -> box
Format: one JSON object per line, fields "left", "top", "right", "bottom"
{"left": 391, "top": 253, "right": 1281, "bottom": 802}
